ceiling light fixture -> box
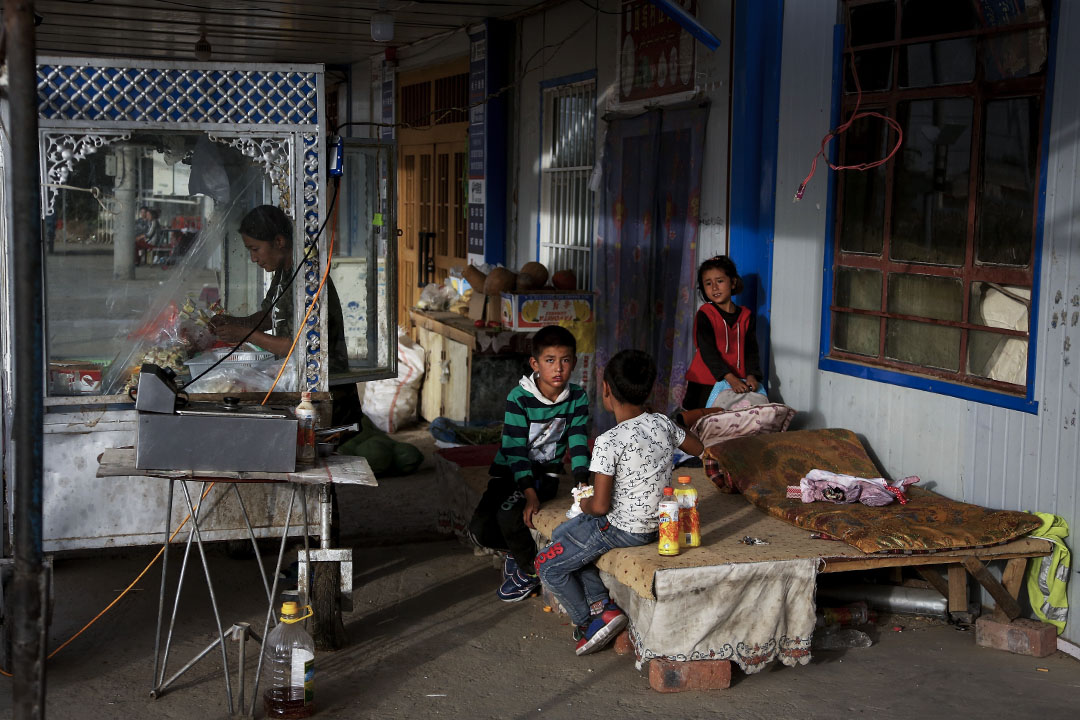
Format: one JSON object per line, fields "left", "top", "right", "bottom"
{"left": 194, "top": 31, "right": 212, "bottom": 61}
{"left": 370, "top": 1, "right": 394, "bottom": 43}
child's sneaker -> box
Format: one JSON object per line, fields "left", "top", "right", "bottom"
{"left": 496, "top": 557, "right": 541, "bottom": 602}
{"left": 573, "top": 602, "right": 628, "bottom": 655}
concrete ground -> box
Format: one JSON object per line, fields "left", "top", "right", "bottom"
{"left": 2, "top": 425, "right": 1079, "bottom": 719}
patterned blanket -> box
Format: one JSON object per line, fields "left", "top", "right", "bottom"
{"left": 704, "top": 428, "right": 1042, "bottom": 554}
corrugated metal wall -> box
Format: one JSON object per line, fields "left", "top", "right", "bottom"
{"left": 771, "top": 2, "right": 1078, "bottom": 644}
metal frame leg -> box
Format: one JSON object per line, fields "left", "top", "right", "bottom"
{"left": 151, "top": 478, "right": 174, "bottom": 691}
{"left": 249, "top": 482, "right": 298, "bottom": 717}
{"left": 232, "top": 483, "right": 274, "bottom": 605}
{"left": 153, "top": 481, "right": 205, "bottom": 695}
{"left": 178, "top": 480, "right": 235, "bottom": 714}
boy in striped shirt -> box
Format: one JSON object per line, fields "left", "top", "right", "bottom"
{"left": 468, "top": 325, "right": 591, "bottom": 602}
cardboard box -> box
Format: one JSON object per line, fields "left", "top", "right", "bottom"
{"left": 49, "top": 362, "right": 102, "bottom": 395}
{"left": 500, "top": 291, "right": 594, "bottom": 331}
{"left": 468, "top": 293, "right": 502, "bottom": 326}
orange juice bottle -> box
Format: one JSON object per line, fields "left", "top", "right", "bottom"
{"left": 657, "top": 487, "right": 681, "bottom": 556}
{"left": 674, "top": 475, "right": 701, "bottom": 547}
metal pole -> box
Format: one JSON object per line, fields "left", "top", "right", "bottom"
{"left": 5, "top": 1, "right": 47, "bottom": 717}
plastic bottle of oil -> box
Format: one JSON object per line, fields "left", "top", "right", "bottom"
{"left": 674, "top": 475, "right": 701, "bottom": 547}
{"left": 294, "top": 392, "right": 316, "bottom": 468}
{"left": 264, "top": 601, "right": 315, "bottom": 718}
{"left": 657, "top": 486, "right": 681, "bottom": 556}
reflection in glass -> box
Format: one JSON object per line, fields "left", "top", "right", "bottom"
{"left": 839, "top": 115, "right": 888, "bottom": 255}
{"left": 977, "top": 98, "right": 1038, "bottom": 267}
{"left": 969, "top": 283, "right": 1030, "bottom": 329}
{"left": 836, "top": 267, "right": 882, "bottom": 311}
{"left": 885, "top": 318, "right": 960, "bottom": 370}
{"left": 45, "top": 132, "right": 289, "bottom": 397}
{"left": 900, "top": 38, "right": 975, "bottom": 88}
{"left": 846, "top": 48, "right": 893, "bottom": 94}
{"left": 890, "top": 98, "right": 972, "bottom": 266}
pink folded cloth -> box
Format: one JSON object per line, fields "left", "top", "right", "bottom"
{"left": 785, "top": 470, "right": 920, "bottom": 507}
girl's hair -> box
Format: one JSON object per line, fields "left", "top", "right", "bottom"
{"left": 696, "top": 255, "right": 743, "bottom": 302}
{"left": 239, "top": 204, "right": 293, "bottom": 248}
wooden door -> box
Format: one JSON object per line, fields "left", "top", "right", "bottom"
{"left": 395, "top": 59, "right": 470, "bottom": 326}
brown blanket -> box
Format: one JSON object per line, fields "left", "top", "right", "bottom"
{"left": 704, "top": 428, "right": 1041, "bottom": 554}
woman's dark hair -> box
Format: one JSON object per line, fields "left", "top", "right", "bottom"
{"left": 604, "top": 349, "right": 656, "bottom": 406}
{"left": 696, "top": 255, "right": 743, "bottom": 302}
{"left": 239, "top": 204, "right": 293, "bottom": 248}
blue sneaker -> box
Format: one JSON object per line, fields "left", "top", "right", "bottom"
{"left": 573, "top": 602, "right": 628, "bottom": 655}
{"left": 497, "top": 557, "right": 540, "bottom": 602}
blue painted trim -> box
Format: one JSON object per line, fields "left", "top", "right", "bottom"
{"left": 540, "top": 69, "right": 596, "bottom": 90}
{"left": 729, "top": 0, "right": 783, "bottom": 384}
{"left": 484, "top": 18, "right": 510, "bottom": 267}
{"left": 819, "top": 24, "right": 846, "bottom": 361}
{"left": 819, "top": 358, "right": 1038, "bottom": 414}
{"left": 1025, "top": 0, "right": 1060, "bottom": 412}
{"left": 647, "top": 0, "right": 721, "bottom": 51}
{"left": 817, "top": 7, "right": 1060, "bottom": 416}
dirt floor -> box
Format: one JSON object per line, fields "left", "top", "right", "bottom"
{"left": 2, "top": 425, "right": 1078, "bottom": 719}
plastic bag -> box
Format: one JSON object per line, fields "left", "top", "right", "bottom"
{"left": 183, "top": 361, "right": 295, "bottom": 394}
{"left": 415, "top": 280, "right": 459, "bottom": 311}
{"left": 361, "top": 327, "right": 425, "bottom": 433}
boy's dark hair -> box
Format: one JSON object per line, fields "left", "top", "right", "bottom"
{"left": 531, "top": 325, "right": 577, "bottom": 358}
{"left": 239, "top": 204, "right": 293, "bottom": 249}
{"left": 696, "top": 254, "right": 743, "bottom": 302}
{"left": 604, "top": 350, "right": 656, "bottom": 405}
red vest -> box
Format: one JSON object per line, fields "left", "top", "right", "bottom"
{"left": 686, "top": 303, "right": 751, "bottom": 384}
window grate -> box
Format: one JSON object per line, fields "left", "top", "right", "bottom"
{"left": 539, "top": 79, "right": 597, "bottom": 290}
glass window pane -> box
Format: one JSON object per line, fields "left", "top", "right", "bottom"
{"left": 900, "top": 38, "right": 976, "bottom": 87}
{"left": 983, "top": 30, "right": 1048, "bottom": 81}
{"left": 836, "top": 267, "right": 882, "bottom": 311}
{"left": 890, "top": 98, "right": 972, "bottom": 266}
{"left": 969, "top": 282, "right": 1030, "bottom": 329}
{"left": 901, "top": 0, "right": 978, "bottom": 39}
{"left": 846, "top": 48, "right": 893, "bottom": 93}
{"left": 968, "top": 329, "right": 1027, "bottom": 385}
{"left": 885, "top": 318, "right": 960, "bottom": 370}
{"left": 977, "top": 97, "right": 1038, "bottom": 267}
{"left": 887, "top": 273, "right": 962, "bottom": 322}
{"left": 46, "top": 133, "right": 280, "bottom": 397}
{"left": 839, "top": 114, "right": 888, "bottom": 255}
{"left": 834, "top": 312, "right": 880, "bottom": 357}
{"left": 849, "top": 1, "right": 895, "bottom": 46}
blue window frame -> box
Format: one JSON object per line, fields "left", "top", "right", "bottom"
{"left": 819, "top": 0, "right": 1057, "bottom": 414}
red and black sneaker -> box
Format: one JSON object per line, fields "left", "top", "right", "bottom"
{"left": 573, "top": 602, "right": 628, "bottom": 656}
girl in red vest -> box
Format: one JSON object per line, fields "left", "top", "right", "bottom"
{"left": 683, "top": 255, "right": 766, "bottom": 410}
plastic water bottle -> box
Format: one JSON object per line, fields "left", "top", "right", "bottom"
{"left": 294, "top": 392, "right": 316, "bottom": 468}
{"left": 263, "top": 601, "right": 316, "bottom": 718}
{"left": 657, "top": 487, "right": 681, "bottom": 556}
{"left": 674, "top": 475, "right": 700, "bottom": 547}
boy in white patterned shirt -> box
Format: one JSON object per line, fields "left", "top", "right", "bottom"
{"left": 535, "top": 349, "right": 703, "bottom": 655}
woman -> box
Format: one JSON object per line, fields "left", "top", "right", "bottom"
{"left": 210, "top": 204, "right": 359, "bottom": 423}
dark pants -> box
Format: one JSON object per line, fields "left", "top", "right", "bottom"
{"left": 683, "top": 380, "right": 713, "bottom": 411}
{"left": 468, "top": 474, "right": 559, "bottom": 575}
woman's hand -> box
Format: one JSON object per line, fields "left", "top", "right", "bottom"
{"left": 211, "top": 320, "right": 250, "bottom": 343}
{"left": 725, "top": 373, "right": 750, "bottom": 393}
{"left": 746, "top": 375, "right": 760, "bottom": 392}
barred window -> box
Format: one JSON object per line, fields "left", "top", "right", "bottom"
{"left": 828, "top": 0, "right": 1049, "bottom": 396}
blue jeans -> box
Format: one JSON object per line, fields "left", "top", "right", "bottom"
{"left": 535, "top": 514, "right": 654, "bottom": 626}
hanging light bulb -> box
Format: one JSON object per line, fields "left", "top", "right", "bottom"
{"left": 194, "top": 31, "right": 212, "bottom": 61}
{"left": 370, "top": 1, "right": 394, "bottom": 43}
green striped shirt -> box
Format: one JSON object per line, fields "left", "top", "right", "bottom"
{"left": 490, "top": 377, "right": 590, "bottom": 491}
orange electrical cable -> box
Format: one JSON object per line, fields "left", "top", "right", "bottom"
{"left": 0, "top": 481, "right": 217, "bottom": 678}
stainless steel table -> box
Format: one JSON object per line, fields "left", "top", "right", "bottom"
{"left": 97, "top": 449, "right": 376, "bottom": 717}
